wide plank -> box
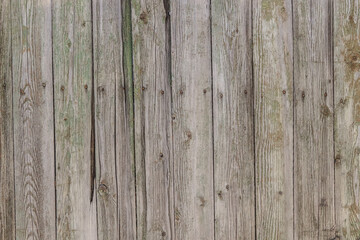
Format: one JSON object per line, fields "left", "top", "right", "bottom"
{"left": 211, "top": 0, "right": 255, "bottom": 239}
{"left": 12, "top": 0, "right": 56, "bottom": 239}
{"left": 293, "top": 0, "right": 335, "bottom": 239}
{"left": 132, "top": 0, "right": 174, "bottom": 239}
{"left": 253, "top": 0, "right": 294, "bottom": 239}
{"left": 53, "top": 0, "right": 97, "bottom": 239}
{"left": 171, "top": 0, "right": 214, "bottom": 239}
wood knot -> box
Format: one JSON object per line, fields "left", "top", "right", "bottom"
{"left": 282, "top": 90, "right": 286, "bottom": 95}
{"left": 217, "top": 191, "right": 223, "bottom": 200}
{"left": 42, "top": 82, "right": 46, "bottom": 88}
{"left": 160, "top": 90, "right": 164, "bottom": 95}
{"left": 301, "top": 91, "right": 305, "bottom": 99}
{"left": 98, "top": 184, "right": 109, "bottom": 196}
{"left": 61, "top": 86, "right": 65, "bottom": 91}
{"left": 244, "top": 90, "right": 248, "bottom": 95}
{"left": 335, "top": 154, "right": 341, "bottom": 164}
{"left": 140, "top": 11, "right": 148, "bottom": 24}
{"left": 161, "top": 231, "right": 166, "bottom": 237}
{"left": 198, "top": 196, "right": 206, "bottom": 207}
{"left": 203, "top": 89, "right": 207, "bottom": 94}
{"left": 179, "top": 89, "right": 184, "bottom": 95}
{"left": 320, "top": 198, "right": 328, "bottom": 207}
{"left": 219, "top": 93, "right": 223, "bottom": 99}
{"left": 84, "top": 84, "right": 88, "bottom": 90}
{"left": 159, "top": 152, "right": 164, "bottom": 158}
{"left": 324, "top": 92, "right": 327, "bottom": 97}
{"left": 20, "top": 89, "right": 25, "bottom": 95}
{"left": 225, "top": 184, "right": 230, "bottom": 191}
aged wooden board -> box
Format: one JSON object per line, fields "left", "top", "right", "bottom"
{"left": 334, "top": 0, "right": 360, "bottom": 239}
{"left": 171, "top": 0, "right": 214, "bottom": 239}
{"left": 132, "top": 0, "right": 174, "bottom": 239}
{"left": 53, "top": 0, "right": 97, "bottom": 239}
{"left": 0, "top": 0, "right": 14, "bottom": 239}
{"left": 12, "top": 0, "right": 56, "bottom": 239}
{"left": 92, "top": 0, "right": 120, "bottom": 239}
{"left": 211, "top": 0, "right": 255, "bottom": 239}
{"left": 116, "top": 0, "right": 137, "bottom": 238}
{"left": 293, "top": 0, "right": 335, "bottom": 239}
{"left": 253, "top": 0, "right": 294, "bottom": 239}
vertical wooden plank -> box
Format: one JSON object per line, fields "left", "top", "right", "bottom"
{"left": 0, "top": 0, "right": 15, "bottom": 239}
{"left": 93, "top": 0, "right": 137, "bottom": 238}
{"left": 92, "top": 0, "right": 119, "bottom": 239}
{"left": 117, "top": 0, "right": 137, "bottom": 238}
{"left": 334, "top": 1, "right": 360, "bottom": 239}
{"left": 12, "top": 0, "right": 56, "bottom": 239}
{"left": 171, "top": 0, "right": 214, "bottom": 239}
{"left": 211, "top": 0, "right": 255, "bottom": 239}
{"left": 53, "top": 0, "right": 97, "bottom": 239}
{"left": 293, "top": 0, "right": 335, "bottom": 239}
{"left": 132, "top": 0, "right": 173, "bottom": 239}
{"left": 253, "top": 0, "right": 294, "bottom": 239}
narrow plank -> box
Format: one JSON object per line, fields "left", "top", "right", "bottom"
{"left": 253, "top": 0, "right": 294, "bottom": 239}
{"left": 211, "top": 0, "right": 255, "bottom": 239}
{"left": 334, "top": 1, "right": 360, "bottom": 239}
{"left": 92, "top": 0, "right": 119, "bottom": 239}
{"left": 0, "top": 0, "right": 14, "bottom": 238}
{"left": 52, "top": 0, "right": 97, "bottom": 239}
{"left": 132, "top": 0, "right": 174, "bottom": 239}
{"left": 117, "top": 0, "right": 137, "bottom": 238}
{"left": 12, "top": 0, "right": 56, "bottom": 239}
{"left": 293, "top": 0, "right": 335, "bottom": 239}
{"left": 171, "top": 0, "right": 214, "bottom": 239}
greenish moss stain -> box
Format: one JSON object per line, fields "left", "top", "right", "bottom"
{"left": 261, "top": 0, "right": 287, "bottom": 22}
{"left": 123, "top": 0, "right": 136, "bottom": 181}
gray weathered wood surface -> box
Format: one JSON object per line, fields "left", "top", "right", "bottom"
{"left": 1, "top": 0, "right": 360, "bottom": 239}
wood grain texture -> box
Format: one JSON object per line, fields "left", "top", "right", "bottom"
{"left": 334, "top": 1, "right": 360, "bottom": 239}
{"left": 0, "top": 0, "right": 14, "bottom": 239}
{"left": 293, "top": 0, "right": 335, "bottom": 239}
{"left": 53, "top": 0, "right": 97, "bottom": 239}
{"left": 211, "top": 0, "right": 255, "bottom": 239}
{"left": 92, "top": 0, "right": 120, "bottom": 239}
{"left": 116, "top": 0, "right": 137, "bottom": 238}
{"left": 12, "top": 0, "right": 56, "bottom": 239}
{"left": 132, "top": 0, "right": 174, "bottom": 239}
{"left": 171, "top": 0, "right": 214, "bottom": 239}
{"left": 253, "top": 0, "right": 294, "bottom": 239}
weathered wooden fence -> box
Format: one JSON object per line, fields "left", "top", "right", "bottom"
{"left": 0, "top": 0, "right": 359, "bottom": 239}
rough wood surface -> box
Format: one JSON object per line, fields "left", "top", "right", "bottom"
{"left": 53, "top": 0, "right": 97, "bottom": 239}
{"left": 132, "top": 0, "right": 174, "bottom": 239}
{"left": 253, "top": 0, "right": 294, "bottom": 239}
{"left": 4, "top": 1, "right": 360, "bottom": 239}
{"left": 92, "top": 0, "right": 120, "bottom": 238}
{"left": 211, "top": 0, "right": 255, "bottom": 239}
{"left": 116, "top": 0, "right": 137, "bottom": 238}
{"left": 12, "top": 0, "right": 56, "bottom": 239}
{"left": 293, "top": 0, "right": 336, "bottom": 239}
{"left": 171, "top": 0, "right": 214, "bottom": 239}
{"left": 334, "top": 1, "right": 360, "bottom": 239}
{"left": 0, "top": 0, "right": 14, "bottom": 239}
